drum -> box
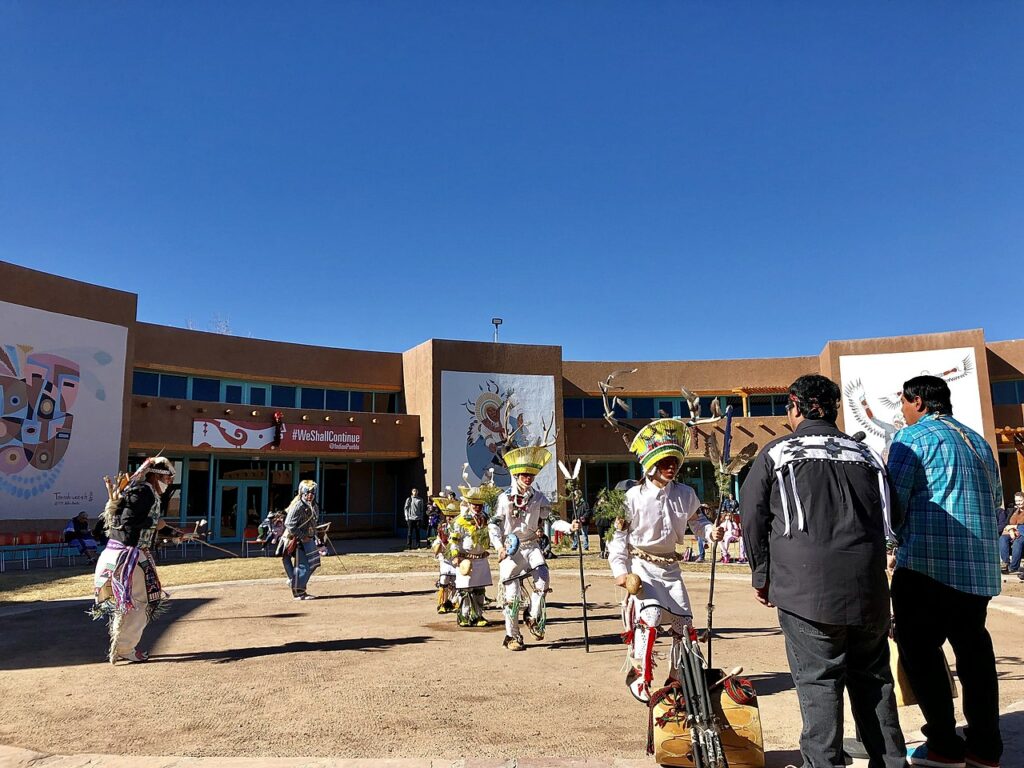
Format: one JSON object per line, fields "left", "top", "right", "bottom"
{"left": 650, "top": 672, "right": 764, "bottom": 768}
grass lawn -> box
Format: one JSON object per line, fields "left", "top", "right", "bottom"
{"left": 0, "top": 543, "right": 742, "bottom": 604}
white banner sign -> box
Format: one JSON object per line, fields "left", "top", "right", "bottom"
{"left": 440, "top": 371, "right": 557, "bottom": 498}
{"left": 839, "top": 347, "right": 982, "bottom": 457}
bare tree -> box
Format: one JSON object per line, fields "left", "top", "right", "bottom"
{"left": 184, "top": 315, "right": 234, "bottom": 335}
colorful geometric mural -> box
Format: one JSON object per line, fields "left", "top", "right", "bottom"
{"left": 0, "top": 301, "right": 126, "bottom": 517}
{"left": 0, "top": 347, "right": 80, "bottom": 495}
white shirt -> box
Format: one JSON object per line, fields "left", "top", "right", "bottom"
{"left": 488, "top": 488, "right": 550, "bottom": 550}
{"left": 608, "top": 479, "right": 709, "bottom": 579}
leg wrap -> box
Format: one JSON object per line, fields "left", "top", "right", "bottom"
{"left": 626, "top": 618, "right": 658, "bottom": 703}
{"left": 469, "top": 588, "right": 486, "bottom": 622}
{"left": 455, "top": 589, "right": 469, "bottom": 625}
{"left": 503, "top": 580, "right": 523, "bottom": 639}
{"left": 529, "top": 589, "right": 547, "bottom": 636}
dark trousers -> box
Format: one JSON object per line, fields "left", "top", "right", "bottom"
{"left": 406, "top": 520, "right": 421, "bottom": 548}
{"left": 891, "top": 568, "right": 1002, "bottom": 761}
{"left": 778, "top": 608, "right": 906, "bottom": 768}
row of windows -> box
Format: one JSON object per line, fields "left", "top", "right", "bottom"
{"left": 992, "top": 379, "right": 1024, "bottom": 406}
{"left": 563, "top": 394, "right": 762, "bottom": 419}
{"left": 132, "top": 370, "right": 402, "bottom": 413}
{"left": 137, "top": 370, "right": 790, "bottom": 419}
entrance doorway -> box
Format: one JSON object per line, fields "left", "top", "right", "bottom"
{"left": 215, "top": 481, "right": 267, "bottom": 542}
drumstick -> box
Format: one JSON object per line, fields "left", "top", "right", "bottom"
{"left": 708, "top": 666, "right": 743, "bottom": 691}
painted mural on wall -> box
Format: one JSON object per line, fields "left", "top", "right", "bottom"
{"left": 440, "top": 371, "right": 558, "bottom": 496}
{"left": 839, "top": 347, "right": 982, "bottom": 458}
{"left": 0, "top": 300, "right": 127, "bottom": 519}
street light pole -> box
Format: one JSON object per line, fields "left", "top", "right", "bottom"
{"left": 491, "top": 317, "right": 503, "bottom": 343}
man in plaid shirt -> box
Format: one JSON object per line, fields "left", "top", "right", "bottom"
{"left": 887, "top": 375, "right": 1002, "bottom": 768}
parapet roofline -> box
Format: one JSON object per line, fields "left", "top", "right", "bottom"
{"left": 136, "top": 321, "right": 403, "bottom": 358}
{"left": 1, "top": 259, "right": 138, "bottom": 301}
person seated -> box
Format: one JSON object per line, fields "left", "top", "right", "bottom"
{"left": 257, "top": 511, "right": 285, "bottom": 551}
{"left": 720, "top": 511, "right": 747, "bottom": 564}
{"left": 63, "top": 511, "right": 99, "bottom": 563}
{"left": 999, "top": 492, "right": 1024, "bottom": 574}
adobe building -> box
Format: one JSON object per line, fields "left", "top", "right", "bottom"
{"left": 2, "top": 261, "right": 1023, "bottom": 541}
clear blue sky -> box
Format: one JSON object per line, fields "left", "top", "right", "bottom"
{"left": 2, "top": 2, "right": 1022, "bottom": 361}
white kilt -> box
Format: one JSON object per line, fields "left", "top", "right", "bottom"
{"left": 498, "top": 542, "right": 546, "bottom": 584}
{"left": 93, "top": 544, "right": 122, "bottom": 592}
{"left": 437, "top": 555, "right": 457, "bottom": 581}
{"left": 629, "top": 555, "right": 693, "bottom": 619}
{"left": 455, "top": 557, "right": 493, "bottom": 589}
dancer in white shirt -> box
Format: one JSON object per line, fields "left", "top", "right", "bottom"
{"left": 608, "top": 418, "right": 725, "bottom": 702}
{"left": 490, "top": 445, "right": 577, "bottom": 651}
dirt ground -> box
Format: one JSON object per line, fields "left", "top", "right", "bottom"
{"left": 1, "top": 570, "right": 1022, "bottom": 765}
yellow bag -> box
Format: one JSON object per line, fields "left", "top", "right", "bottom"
{"left": 889, "top": 637, "right": 957, "bottom": 707}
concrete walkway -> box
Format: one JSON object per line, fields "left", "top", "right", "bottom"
{"left": 3, "top": 702, "right": 1022, "bottom": 768}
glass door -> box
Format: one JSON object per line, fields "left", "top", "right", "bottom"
{"left": 214, "top": 481, "right": 267, "bottom": 542}
{"left": 216, "top": 483, "right": 239, "bottom": 540}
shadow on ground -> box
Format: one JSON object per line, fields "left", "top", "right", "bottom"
{"left": 747, "top": 671, "right": 795, "bottom": 696}
{"left": 311, "top": 588, "right": 435, "bottom": 600}
{"left": 152, "top": 634, "right": 431, "bottom": 664}
{"left": 0, "top": 597, "right": 210, "bottom": 670}
{"left": 765, "top": 748, "right": 802, "bottom": 767}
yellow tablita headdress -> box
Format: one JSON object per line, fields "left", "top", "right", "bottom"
{"left": 501, "top": 445, "right": 552, "bottom": 476}
{"left": 459, "top": 485, "right": 489, "bottom": 506}
{"left": 432, "top": 496, "right": 462, "bottom": 518}
{"left": 630, "top": 418, "right": 690, "bottom": 475}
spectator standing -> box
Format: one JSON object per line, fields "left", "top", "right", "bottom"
{"left": 596, "top": 510, "right": 613, "bottom": 559}
{"left": 569, "top": 489, "right": 591, "bottom": 551}
{"left": 404, "top": 488, "right": 425, "bottom": 549}
{"left": 741, "top": 374, "right": 906, "bottom": 768}
{"left": 998, "top": 492, "right": 1024, "bottom": 575}
{"left": 426, "top": 492, "right": 442, "bottom": 541}
{"left": 888, "top": 375, "right": 1003, "bottom": 768}
{"left": 692, "top": 504, "right": 711, "bottom": 562}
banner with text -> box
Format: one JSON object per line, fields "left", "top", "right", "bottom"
{"left": 192, "top": 418, "right": 362, "bottom": 452}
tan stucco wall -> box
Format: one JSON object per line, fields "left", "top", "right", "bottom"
{"left": 6, "top": 263, "right": 1024, "bottom": 527}
{"left": 400, "top": 340, "right": 433, "bottom": 492}
{"left": 134, "top": 322, "right": 403, "bottom": 389}
{"left": 405, "top": 339, "right": 565, "bottom": 496}
{"left": 562, "top": 356, "right": 819, "bottom": 396}
{"left": 986, "top": 339, "right": 1024, "bottom": 380}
